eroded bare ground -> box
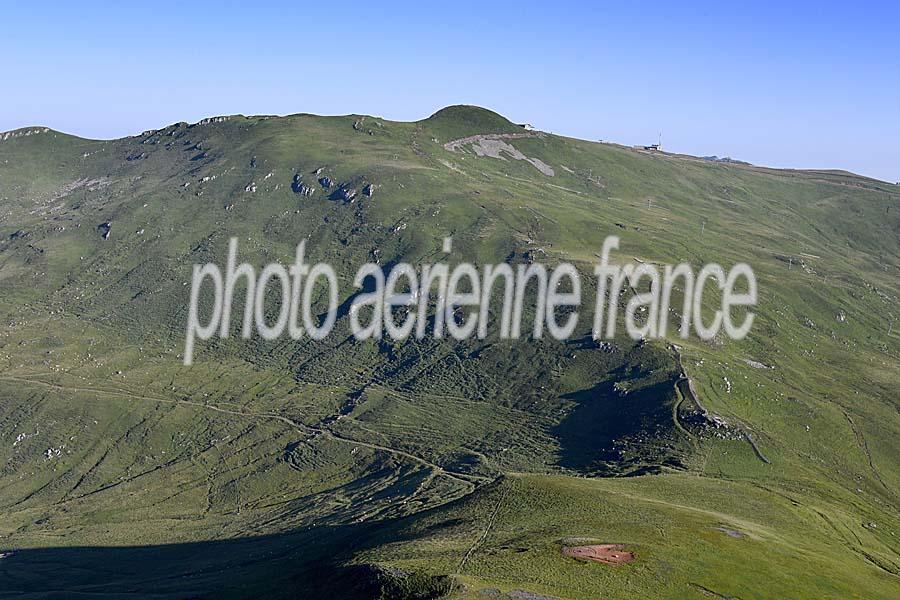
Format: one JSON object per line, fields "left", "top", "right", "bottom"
{"left": 561, "top": 544, "right": 635, "bottom": 565}
{"left": 444, "top": 133, "right": 555, "bottom": 176}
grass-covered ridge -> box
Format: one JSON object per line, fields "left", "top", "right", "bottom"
{"left": 0, "top": 106, "right": 897, "bottom": 598}
{"left": 422, "top": 105, "right": 526, "bottom": 140}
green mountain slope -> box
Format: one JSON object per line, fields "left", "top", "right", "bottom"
{"left": 0, "top": 107, "right": 897, "bottom": 599}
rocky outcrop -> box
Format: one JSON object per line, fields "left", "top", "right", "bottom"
{"left": 334, "top": 185, "right": 357, "bottom": 203}
{"left": 194, "top": 116, "right": 230, "bottom": 126}
{"left": 0, "top": 127, "right": 50, "bottom": 142}
{"left": 291, "top": 174, "right": 315, "bottom": 196}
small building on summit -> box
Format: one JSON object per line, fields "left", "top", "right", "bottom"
{"left": 637, "top": 133, "right": 663, "bottom": 152}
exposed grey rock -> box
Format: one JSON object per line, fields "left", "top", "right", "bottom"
{"left": 291, "top": 174, "right": 314, "bottom": 196}
{"left": 745, "top": 359, "right": 773, "bottom": 369}
{"left": 336, "top": 186, "right": 357, "bottom": 203}
{"left": 195, "top": 116, "right": 230, "bottom": 126}
{"left": 714, "top": 526, "right": 745, "bottom": 538}
{"left": 0, "top": 127, "right": 50, "bottom": 142}
{"left": 507, "top": 590, "right": 560, "bottom": 600}
{"left": 444, "top": 133, "right": 554, "bottom": 176}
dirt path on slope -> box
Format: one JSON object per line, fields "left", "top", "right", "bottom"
{"left": 0, "top": 375, "right": 487, "bottom": 494}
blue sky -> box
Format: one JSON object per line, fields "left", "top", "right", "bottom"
{"left": 3, "top": 1, "right": 898, "bottom": 181}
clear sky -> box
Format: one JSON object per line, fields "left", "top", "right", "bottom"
{"left": 4, "top": 1, "right": 898, "bottom": 181}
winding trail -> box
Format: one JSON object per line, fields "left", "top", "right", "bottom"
{"left": 0, "top": 374, "right": 487, "bottom": 495}
{"left": 449, "top": 479, "right": 510, "bottom": 594}
{"left": 841, "top": 408, "right": 891, "bottom": 494}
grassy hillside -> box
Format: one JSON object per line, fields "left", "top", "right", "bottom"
{"left": 0, "top": 106, "right": 897, "bottom": 598}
